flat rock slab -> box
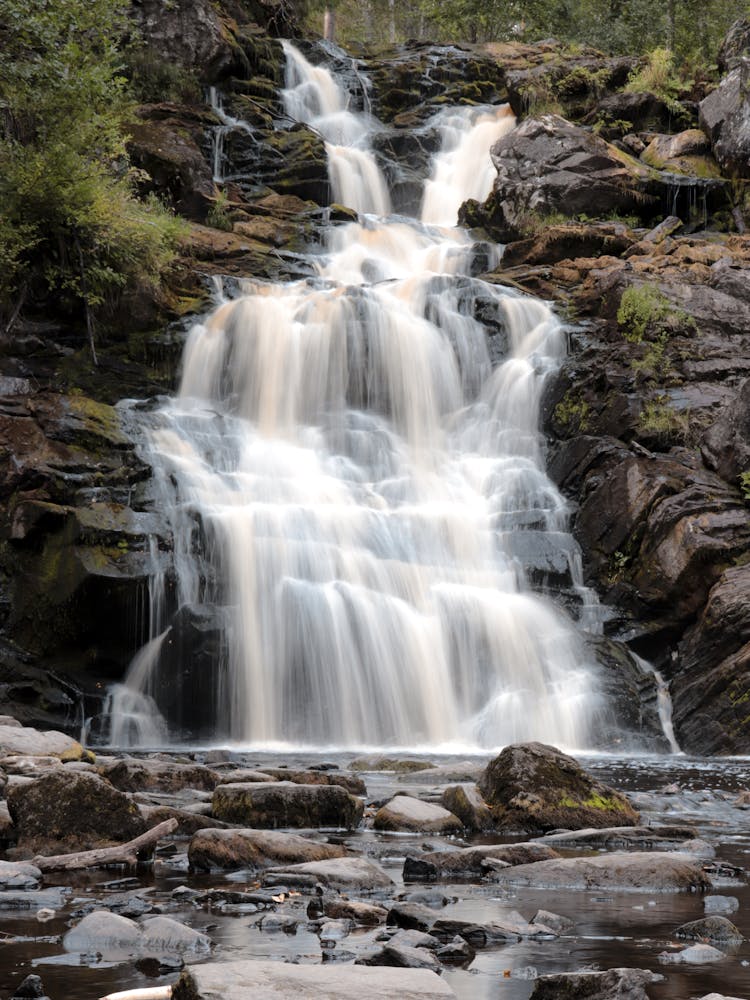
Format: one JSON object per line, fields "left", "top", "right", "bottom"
{"left": 261, "top": 857, "right": 393, "bottom": 891}
{"left": 487, "top": 852, "right": 712, "bottom": 892}
{"left": 530, "top": 967, "right": 664, "bottom": 999}
{"left": 101, "top": 758, "right": 221, "bottom": 793}
{"left": 258, "top": 768, "right": 366, "bottom": 796}
{"left": 188, "top": 828, "right": 347, "bottom": 871}
{"left": 212, "top": 782, "right": 364, "bottom": 829}
{"left": 173, "top": 960, "right": 456, "bottom": 999}
{"left": 535, "top": 825, "right": 698, "bottom": 849}
{"left": 374, "top": 796, "right": 463, "bottom": 833}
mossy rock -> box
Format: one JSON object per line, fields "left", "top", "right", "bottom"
{"left": 478, "top": 742, "right": 639, "bottom": 834}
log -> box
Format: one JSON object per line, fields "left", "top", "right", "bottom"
{"left": 32, "top": 818, "right": 179, "bottom": 873}
{"left": 99, "top": 989, "right": 172, "bottom": 1000}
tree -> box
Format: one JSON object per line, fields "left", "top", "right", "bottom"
{"left": 0, "top": 0, "right": 182, "bottom": 358}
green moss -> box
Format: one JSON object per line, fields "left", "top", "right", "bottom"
{"left": 637, "top": 397, "right": 689, "bottom": 442}
{"left": 617, "top": 284, "right": 674, "bottom": 343}
{"left": 739, "top": 471, "right": 750, "bottom": 504}
{"left": 554, "top": 389, "right": 591, "bottom": 432}
{"left": 558, "top": 793, "right": 627, "bottom": 811}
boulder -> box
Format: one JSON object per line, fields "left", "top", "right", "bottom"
{"left": 373, "top": 796, "right": 463, "bottom": 834}
{"left": 323, "top": 899, "right": 388, "bottom": 925}
{"left": 718, "top": 18, "right": 750, "bottom": 72}
{"left": 358, "top": 944, "right": 441, "bottom": 971}
{"left": 659, "top": 943, "right": 726, "bottom": 964}
{"left": 700, "top": 68, "right": 750, "bottom": 178}
{"left": 7, "top": 770, "right": 145, "bottom": 853}
{"left": 460, "top": 114, "right": 654, "bottom": 241}
{"left": 258, "top": 768, "right": 366, "bottom": 796}
{"left": 0, "top": 725, "right": 83, "bottom": 760}
{"left": 101, "top": 756, "right": 221, "bottom": 793}
{"left": 172, "top": 960, "right": 456, "bottom": 998}
{"left": 440, "top": 784, "right": 493, "bottom": 831}
{"left": 261, "top": 857, "right": 393, "bottom": 892}
{"left": 188, "top": 828, "right": 347, "bottom": 871}
{"left": 477, "top": 743, "right": 639, "bottom": 833}
{"left": 674, "top": 916, "right": 743, "bottom": 944}
{"left": 350, "top": 756, "right": 433, "bottom": 773}
{"left": 702, "top": 378, "right": 750, "bottom": 482}
{"left": 63, "top": 910, "right": 210, "bottom": 957}
{"left": 486, "top": 851, "right": 712, "bottom": 892}
{"left": 705, "top": 895, "right": 739, "bottom": 914}
{"left": 10, "top": 974, "right": 51, "bottom": 1000}
{"left": 530, "top": 968, "right": 664, "bottom": 999}
{"left": 0, "top": 861, "right": 41, "bottom": 890}
{"left": 403, "top": 842, "right": 559, "bottom": 881}
{"left": 211, "top": 781, "right": 364, "bottom": 829}
{"left": 641, "top": 129, "right": 719, "bottom": 177}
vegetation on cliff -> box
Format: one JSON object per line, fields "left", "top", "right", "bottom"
{"left": 0, "top": 0, "right": 183, "bottom": 357}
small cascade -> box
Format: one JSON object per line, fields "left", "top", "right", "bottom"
{"left": 109, "top": 42, "right": 613, "bottom": 751}
{"left": 208, "top": 86, "right": 257, "bottom": 183}
{"left": 106, "top": 631, "right": 171, "bottom": 747}
{"left": 633, "top": 655, "right": 681, "bottom": 754}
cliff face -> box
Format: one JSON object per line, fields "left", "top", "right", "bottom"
{"left": 1, "top": 4, "right": 748, "bottom": 751}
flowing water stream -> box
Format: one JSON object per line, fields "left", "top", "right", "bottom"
{"left": 109, "top": 43, "right": 613, "bottom": 751}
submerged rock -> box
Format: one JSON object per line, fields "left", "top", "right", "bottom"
{"left": 477, "top": 742, "right": 639, "bottom": 833}
{"left": 172, "top": 959, "right": 456, "bottom": 998}
{"left": 188, "top": 827, "right": 347, "bottom": 871}
{"left": 211, "top": 781, "right": 364, "bottom": 829}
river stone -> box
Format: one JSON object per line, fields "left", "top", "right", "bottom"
{"left": 487, "top": 851, "right": 712, "bottom": 891}
{"left": 374, "top": 796, "right": 463, "bottom": 833}
{"left": 531, "top": 909, "right": 574, "bottom": 934}
{"left": 101, "top": 757, "right": 221, "bottom": 793}
{"left": 64, "top": 910, "right": 210, "bottom": 957}
{"left": 659, "top": 943, "right": 726, "bottom": 963}
{"left": 477, "top": 742, "right": 639, "bottom": 833}
{"left": 350, "top": 756, "right": 433, "bottom": 773}
{"left": 215, "top": 769, "right": 277, "bottom": 784}
{"left": 0, "top": 725, "right": 83, "bottom": 760}
{"left": 535, "top": 825, "right": 699, "bottom": 849}
{"left": 440, "top": 784, "right": 493, "bottom": 831}
{"left": 530, "top": 968, "right": 664, "bottom": 999}
{"left": 323, "top": 899, "right": 389, "bottom": 924}
{"left": 7, "top": 770, "right": 145, "bottom": 852}
{"left": 0, "top": 861, "right": 41, "bottom": 890}
{"left": 705, "top": 895, "right": 739, "bottom": 914}
{"left": 212, "top": 781, "right": 364, "bottom": 829}
{"left": 261, "top": 857, "right": 393, "bottom": 891}
{"left": 674, "top": 915, "right": 743, "bottom": 944}
{"left": 172, "top": 959, "right": 456, "bottom": 998}
{"left": 188, "top": 828, "right": 347, "bottom": 871}
{"left": 357, "top": 942, "right": 442, "bottom": 971}
{"left": 258, "top": 768, "right": 366, "bottom": 796}
{"left": 403, "top": 842, "right": 559, "bottom": 881}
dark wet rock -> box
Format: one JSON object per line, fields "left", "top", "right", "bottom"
{"left": 719, "top": 18, "right": 750, "bottom": 72}
{"left": 323, "top": 899, "right": 388, "bottom": 925}
{"left": 358, "top": 942, "right": 442, "bottom": 971}
{"left": 530, "top": 967, "right": 664, "bottom": 999}
{"left": 440, "top": 784, "right": 493, "bottom": 831}
{"left": 387, "top": 902, "right": 442, "bottom": 933}
{"left": 138, "top": 803, "right": 230, "bottom": 836}
{"left": 659, "top": 942, "right": 726, "bottom": 963}
{"left": 700, "top": 68, "right": 750, "bottom": 179}
{"left": 101, "top": 757, "right": 221, "bottom": 793}
{"left": 172, "top": 959, "right": 456, "bottom": 999}
{"left": 386, "top": 929, "right": 440, "bottom": 950}
{"left": 188, "top": 827, "right": 347, "bottom": 871}
{"left": 588, "top": 89, "right": 689, "bottom": 134}
{"left": 64, "top": 909, "right": 211, "bottom": 957}
{"left": 211, "top": 781, "right": 364, "bottom": 829}
{"left": 460, "top": 115, "right": 655, "bottom": 241}
{"left": 477, "top": 743, "right": 638, "bottom": 834}
{"left": 436, "top": 934, "right": 474, "bottom": 963}
{"left": 262, "top": 857, "right": 393, "bottom": 892}
{"left": 258, "top": 768, "right": 366, "bottom": 795}
{"left": 674, "top": 915, "right": 743, "bottom": 944}
{"left": 500, "top": 222, "right": 635, "bottom": 270}
{"left": 403, "top": 842, "right": 559, "bottom": 881}
{"left": 531, "top": 910, "right": 574, "bottom": 934}
{"left": 504, "top": 54, "right": 635, "bottom": 120}
{"left": 10, "top": 976, "right": 50, "bottom": 1000}
{"left": 702, "top": 378, "right": 750, "bottom": 484}
{"left": 7, "top": 770, "right": 145, "bottom": 853}
{"left": 487, "top": 851, "right": 712, "bottom": 892}
{"left": 374, "top": 796, "right": 463, "bottom": 834}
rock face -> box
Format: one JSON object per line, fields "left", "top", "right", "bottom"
{"left": 211, "top": 781, "right": 364, "bottom": 829}
{"left": 700, "top": 67, "right": 750, "bottom": 178}
{"left": 188, "top": 827, "right": 347, "bottom": 871}
{"left": 172, "top": 960, "right": 456, "bottom": 999}
{"left": 477, "top": 743, "right": 639, "bottom": 833}
{"left": 7, "top": 770, "right": 146, "bottom": 853}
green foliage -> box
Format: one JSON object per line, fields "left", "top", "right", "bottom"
{"left": 637, "top": 397, "right": 688, "bottom": 441}
{"left": 125, "top": 51, "right": 201, "bottom": 105}
{"left": 0, "top": 0, "right": 182, "bottom": 343}
{"left": 617, "top": 284, "right": 673, "bottom": 343}
{"left": 206, "top": 189, "right": 234, "bottom": 232}
{"left": 739, "top": 472, "right": 750, "bottom": 505}
{"left": 627, "top": 48, "right": 683, "bottom": 100}
{"left": 554, "top": 389, "right": 591, "bottom": 432}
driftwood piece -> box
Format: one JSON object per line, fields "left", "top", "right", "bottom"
{"left": 32, "top": 818, "right": 179, "bottom": 873}
{"left": 99, "top": 989, "right": 173, "bottom": 1000}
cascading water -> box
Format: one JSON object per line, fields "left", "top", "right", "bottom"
{"left": 109, "top": 44, "right": 609, "bottom": 750}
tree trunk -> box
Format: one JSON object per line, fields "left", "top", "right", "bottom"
{"left": 323, "top": 7, "right": 335, "bottom": 42}
{"left": 32, "top": 818, "right": 179, "bottom": 873}
{"left": 74, "top": 237, "right": 98, "bottom": 367}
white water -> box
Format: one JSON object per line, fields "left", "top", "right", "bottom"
{"left": 110, "top": 44, "right": 607, "bottom": 750}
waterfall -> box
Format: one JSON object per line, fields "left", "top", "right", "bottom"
{"left": 110, "top": 43, "right": 608, "bottom": 751}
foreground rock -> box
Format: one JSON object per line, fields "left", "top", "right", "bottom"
{"left": 487, "top": 851, "right": 712, "bottom": 892}
{"left": 261, "top": 857, "right": 393, "bottom": 892}
{"left": 172, "top": 959, "right": 455, "bottom": 998}
{"left": 212, "top": 781, "right": 364, "bottom": 829}
{"left": 101, "top": 757, "right": 221, "bottom": 793}
{"left": 477, "top": 743, "right": 638, "bottom": 833}
{"left": 0, "top": 725, "right": 84, "bottom": 760}
{"left": 373, "top": 796, "right": 463, "bottom": 834}
{"left": 530, "top": 968, "right": 664, "bottom": 999}
{"left": 7, "top": 770, "right": 145, "bottom": 853}
{"left": 188, "top": 828, "right": 347, "bottom": 871}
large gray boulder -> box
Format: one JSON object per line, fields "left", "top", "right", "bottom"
{"left": 373, "top": 796, "right": 463, "bottom": 834}
{"left": 188, "top": 828, "right": 347, "bottom": 871}
{"left": 477, "top": 742, "right": 639, "bottom": 834}
{"left": 699, "top": 67, "right": 750, "bottom": 178}
{"left": 211, "top": 781, "right": 364, "bottom": 829}
{"left": 172, "top": 959, "right": 456, "bottom": 999}
{"left": 63, "top": 910, "right": 210, "bottom": 958}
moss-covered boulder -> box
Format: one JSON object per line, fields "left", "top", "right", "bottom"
{"left": 212, "top": 781, "right": 364, "bottom": 829}
{"left": 477, "top": 742, "right": 639, "bottom": 833}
